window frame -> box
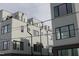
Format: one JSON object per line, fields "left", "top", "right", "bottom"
{"left": 21, "top": 26, "right": 24, "bottom": 32}
{"left": 1, "top": 24, "right": 11, "bottom": 34}
{"left": 55, "top": 24, "right": 75, "bottom": 40}
{"left": 54, "top": 3, "right": 72, "bottom": 18}
{"left": 13, "top": 40, "right": 24, "bottom": 50}
{"left": 3, "top": 41, "right": 9, "bottom": 50}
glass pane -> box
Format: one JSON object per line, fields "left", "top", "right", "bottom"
{"left": 21, "top": 26, "right": 24, "bottom": 32}
{"left": 62, "top": 49, "right": 68, "bottom": 56}
{"left": 77, "top": 48, "right": 79, "bottom": 56}
{"left": 59, "top": 4, "right": 67, "bottom": 16}
{"left": 72, "top": 48, "right": 78, "bottom": 56}
{"left": 56, "top": 28, "right": 61, "bottom": 39}
{"left": 61, "top": 26, "right": 69, "bottom": 39}
{"left": 20, "top": 42, "right": 24, "bottom": 50}
{"left": 7, "top": 24, "right": 11, "bottom": 32}
{"left": 1, "top": 27, "right": 4, "bottom": 34}
{"left": 16, "top": 42, "right": 20, "bottom": 50}
{"left": 61, "top": 26, "right": 69, "bottom": 32}
{"left": 66, "top": 3, "right": 72, "bottom": 14}
{"left": 4, "top": 26, "right": 8, "bottom": 33}
{"left": 58, "top": 50, "right": 62, "bottom": 56}
{"left": 69, "top": 25, "right": 75, "bottom": 37}
{"left": 54, "top": 6, "right": 59, "bottom": 17}
{"left": 3, "top": 41, "right": 8, "bottom": 50}
{"left": 13, "top": 41, "right": 16, "bottom": 50}
{"left": 68, "top": 49, "right": 72, "bottom": 56}
{"left": 61, "top": 32, "right": 69, "bottom": 39}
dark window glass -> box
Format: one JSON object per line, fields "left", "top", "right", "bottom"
{"left": 59, "top": 4, "right": 67, "bottom": 16}
{"left": 54, "top": 3, "right": 72, "bottom": 17}
{"left": 13, "top": 41, "right": 16, "bottom": 50}
{"left": 54, "top": 6, "right": 59, "bottom": 17}
{"left": 56, "top": 24, "right": 75, "bottom": 40}
{"left": 1, "top": 24, "right": 11, "bottom": 34}
{"left": 61, "top": 26, "right": 69, "bottom": 39}
{"left": 34, "top": 43, "right": 43, "bottom": 52}
{"left": 69, "top": 25, "right": 75, "bottom": 37}
{"left": 21, "top": 26, "right": 24, "bottom": 32}
{"left": 61, "top": 49, "right": 68, "bottom": 56}
{"left": 34, "top": 44, "right": 37, "bottom": 52}
{"left": 3, "top": 41, "right": 9, "bottom": 50}
{"left": 58, "top": 50, "right": 62, "bottom": 56}
{"left": 55, "top": 28, "right": 61, "bottom": 39}
{"left": 72, "top": 48, "right": 78, "bottom": 56}
{"left": 66, "top": 3, "right": 72, "bottom": 14}
{"left": 20, "top": 42, "right": 24, "bottom": 50}
{"left": 13, "top": 41, "right": 24, "bottom": 50}
{"left": 57, "top": 48, "right": 79, "bottom": 56}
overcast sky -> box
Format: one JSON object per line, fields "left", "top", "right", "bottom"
{"left": 0, "top": 3, "right": 51, "bottom": 26}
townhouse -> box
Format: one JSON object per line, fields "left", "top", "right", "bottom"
{"left": 0, "top": 9, "right": 53, "bottom": 56}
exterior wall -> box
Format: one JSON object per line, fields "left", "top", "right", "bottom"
{"left": 0, "top": 9, "right": 53, "bottom": 55}
{"left": 50, "top": 3, "right": 79, "bottom": 47}
{"left": 0, "top": 10, "right": 12, "bottom": 54}
{"left": 28, "top": 23, "right": 53, "bottom": 48}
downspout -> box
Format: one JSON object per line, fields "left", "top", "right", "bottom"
{"left": 40, "top": 28, "right": 42, "bottom": 56}
{"left": 47, "top": 30, "right": 49, "bottom": 56}
{"left": 27, "top": 24, "right": 33, "bottom": 55}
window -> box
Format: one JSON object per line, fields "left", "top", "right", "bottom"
{"left": 21, "top": 26, "right": 24, "bottom": 32}
{"left": 49, "top": 47, "right": 52, "bottom": 53}
{"left": 54, "top": 6, "right": 59, "bottom": 17}
{"left": 33, "top": 30, "right": 39, "bottom": 36}
{"left": 55, "top": 24, "right": 75, "bottom": 40}
{"left": 66, "top": 3, "right": 72, "bottom": 14}
{"left": 3, "top": 41, "right": 9, "bottom": 50}
{"left": 54, "top": 3, "right": 72, "bottom": 17}
{"left": 13, "top": 41, "right": 24, "bottom": 50}
{"left": 55, "top": 28, "right": 61, "bottom": 39}
{"left": 72, "top": 48, "right": 78, "bottom": 56}
{"left": 33, "top": 43, "right": 43, "bottom": 52}
{"left": 20, "top": 42, "right": 24, "bottom": 50}
{"left": 61, "top": 26, "right": 69, "bottom": 39}
{"left": 34, "top": 44, "right": 37, "bottom": 52}
{"left": 69, "top": 25, "right": 75, "bottom": 37}
{"left": 59, "top": 4, "right": 67, "bottom": 16}
{"left": 1, "top": 24, "right": 11, "bottom": 34}
{"left": 61, "top": 49, "right": 68, "bottom": 56}
{"left": 57, "top": 48, "right": 79, "bottom": 56}
{"left": 58, "top": 49, "right": 68, "bottom": 56}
